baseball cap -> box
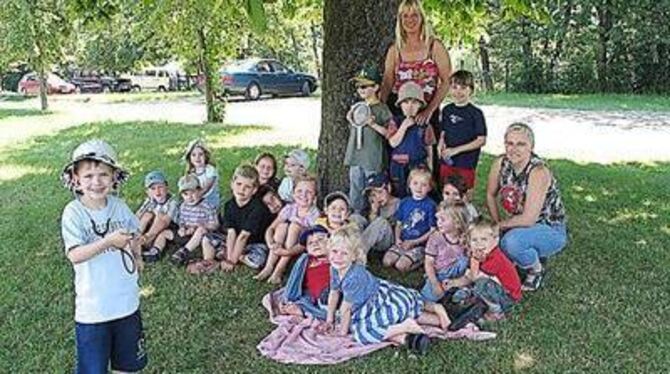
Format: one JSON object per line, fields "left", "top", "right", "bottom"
{"left": 178, "top": 174, "right": 200, "bottom": 192}
{"left": 396, "top": 81, "right": 426, "bottom": 107}
{"left": 363, "top": 173, "right": 390, "bottom": 193}
{"left": 285, "top": 149, "right": 310, "bottom": 170}
{"left": 323, "top": 191, "right": 351, "bottom": 210}
{"left": 299, "top": 225, "right": 329, "bottom": 246}
{"left": 144, "top": 170, "right": 167, "bottom": 188}
{"left": 350, "top": 65, "right": 381, "bottom": 85}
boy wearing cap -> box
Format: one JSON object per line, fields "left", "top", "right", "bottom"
{"left": 136, "top": 170, "right": 180, "bottom": 262}
{"left": 387, "top": 81, "right": 436, "bottom": 198}
{"left": 60, "top": 139, "right": 147, "bottom": 373}
{"left": 169, "top": 174, "right": 219, "bottom": 266}
{"left": 277, "top": 149, "right": 310, "bottom": 203}
{"left": 345, "top": 65, "right": 393, "bottom": 213}
{"left": 361, "top": 173, "right": 399, "bottom": 254}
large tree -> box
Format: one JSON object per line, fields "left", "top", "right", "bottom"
{"left": 318, "top": 0, "right": 399, "bottom": 195}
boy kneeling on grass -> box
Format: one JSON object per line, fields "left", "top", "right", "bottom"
{"left": 194, "top": 165, "right": 276, "bottom": 274}
{"left": 60, "top": 139, "right": 147, "bottom": 373}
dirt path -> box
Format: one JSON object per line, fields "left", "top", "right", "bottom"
{"left": 2, "top": 95, "right": 669, "bottom": 163}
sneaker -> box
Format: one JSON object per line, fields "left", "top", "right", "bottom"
{"left": 448, "top": 299, "right": 487, "bottom": 331}
{"left": 405, "top": 333, "right": 430, "bottom": 355}
{"left": 142, "top": 247, "right": 161, "bottom": 263}
{"left": 522, "top": 269, "right": 545, "bottom": 291}
{"left": 170, "top": 247, "right": 191, "bottom": 266}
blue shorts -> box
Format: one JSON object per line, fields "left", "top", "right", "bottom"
{"left": 75, "top": 309, "right": 148, "bottom": 374}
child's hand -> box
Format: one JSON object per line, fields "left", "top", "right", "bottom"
{"left": 177, "top": 227, "right": 186, "bottom": 237}
{"left": 346, "top": 106, "right": 354, "bottom": 124}
{"left": 135, "top": 256, "right": 145, "bottom": 272}
{"left": 317, "top": 321, "right": 334, "bottom": 334}
{"left": 443, "top": 147, "right": 456, "bottom": 158}
{"left": 401, "top": 117, "right": 415, "bottom": 129}
{"left": 105, "top": 230, "right": 133, "bottom": 249}
{"left": 365, "top": 115, "right": 376, "bottom": 127}
{"left": 272, "top": 247, "right": 290, "bottom": 256}
{"left": 185, "top": 226, "right": 196, "bottom": 236}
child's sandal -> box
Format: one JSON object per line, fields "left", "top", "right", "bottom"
{"left": 170, "top": 247, "right": 191, "bottom": 266}
{"left": 142, "top": 247, "right": 161, "bottom": 263}
{"left": 405, "top": 333, "right": 430, "bottom": 355}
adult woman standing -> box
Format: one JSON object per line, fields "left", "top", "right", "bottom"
{"left": 379, "top": 0, "right": 452, "bottom": 129}
{"left": 486, "top": 123, "right": 568, "bottom": 291}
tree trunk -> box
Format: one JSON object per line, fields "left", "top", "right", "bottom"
{"left": 478, "top": 36, "right": 493, "bottom": 91}
{"left": 319, "top": 0, "right": 399, "bottom": 196}
{"left": 197, "top": 27, "right": 219, "bottom": 123}
{"left": 38, "top": 68, "right": 48, "bottom": 111}
{"left": 596, "top": 0, "right": 612, "bottom": 92}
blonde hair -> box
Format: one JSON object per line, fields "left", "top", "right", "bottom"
{"left": 505, "top": 122, "right": 535, "bottom": 149}
{"left": 408, "top": 167, "right": 432, "bottom": 186}
{"left": 395, "top": 0, "right": 433, "bottom": 50}
{"left": 437, "top": 201, "right": 469, "bottom": 238}
{"left": 233, "top": 164, "right": 259, "bottom": 187}
{"left": 466, "top": 219, "right": 500, "bottom": 247}
{"left": 328, "top": 224, "right": 367, "bottom": 265}
{"left": 293, "top": 173, "right": 318, "bottom": 193}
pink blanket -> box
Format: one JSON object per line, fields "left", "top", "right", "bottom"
{"left": 257, "top": 289, "right": 496, "bottom": 365}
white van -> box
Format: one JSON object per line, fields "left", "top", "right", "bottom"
{"left": 125, "top": 68, "right": 173, "bottom": 92}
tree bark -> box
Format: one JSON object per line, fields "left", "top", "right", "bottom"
{"left": 310, "top": 21, "right": 322, "bottom": 79}
{"left": 596, "top": 0, "right": 612, "bottom": 92}
{"left": 319, "top": 0, "right": 399, "bottom": 196}
{"left": 479, "top": 36, "right": 493, "bottom": 91}
{"left": 197, "top": 27, "right": 217, "bottom": 123}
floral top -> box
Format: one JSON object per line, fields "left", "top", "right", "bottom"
{"left": 498, "top": 154, "right": 566, "bottom": 226}
{"left": 392, "top": 39, "right": 440, "bottom": 105}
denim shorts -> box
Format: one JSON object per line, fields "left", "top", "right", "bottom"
{"left": 75, "top": 309, "right": 148, "bottom": 374}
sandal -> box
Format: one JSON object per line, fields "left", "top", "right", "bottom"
{"left": 170, "top": 247, "right": 191, "bottom": 266}
{"left": 142, "top": 247, "right": 161, "bottom": 263}
{"left": 187, "top": 259, "right": 219, "bottom": 274}
{"left": 522, "top": 268, "right": 546, "bottom": 291}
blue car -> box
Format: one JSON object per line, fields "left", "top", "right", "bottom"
{"left": 220, "top": 59, "right": 318, "bottom": 100}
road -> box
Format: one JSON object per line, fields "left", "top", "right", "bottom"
{"left": 1, "top": 94, "right": 669, "bottom": 163}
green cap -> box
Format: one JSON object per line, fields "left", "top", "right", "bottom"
{"left": 350, "top": 65, "right": 381, "bottom": 85}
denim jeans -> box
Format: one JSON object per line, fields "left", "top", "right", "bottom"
{"left": 389, "top": 160, "right": 425, "bottom": 198}
{"left": 349, "top": 166, "right": 377, "bottom": 213}
{"left": 500, "top": 223, "right": 568, "bottom": 269}
{"left": 420, "top": 256, "right": 469, "bottom": 302}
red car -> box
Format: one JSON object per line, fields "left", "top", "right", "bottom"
{"left": 18, "top": 73, "right": 76, "bottom": 95}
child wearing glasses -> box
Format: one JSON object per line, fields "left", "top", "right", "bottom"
{"left": 345, "top": 64, "right": 393, "bottom": 213}
{"left": 60, "top": 140, "right": 147, "bottom": 373}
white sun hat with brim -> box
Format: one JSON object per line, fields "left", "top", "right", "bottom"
{"left": 60, "top": 139, "right": 129, "bottom": 192}
{"left": 183, "top": 138, "right": 211, "bottom": 162}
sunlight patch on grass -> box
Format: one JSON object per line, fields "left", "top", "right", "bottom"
{"left": 0, "top": 164, "right": 49, "bottom": 182}
{"left": 140, "top": 284, "right": 156, "bottom": 298}
{"left": 514, "top": 351, "right": 536, "bottom": 370}
{"left": 599, "top": 209, "right": 659, "bottom": 225}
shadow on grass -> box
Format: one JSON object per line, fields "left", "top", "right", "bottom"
{"left": 0, "top": 122, "right": 668, "bottom": 372}
{"left": 0, "top": 108, "right": 49, "bottom": 120}
{"left": 0, "top": 94, "right": 32, "bottom": 102}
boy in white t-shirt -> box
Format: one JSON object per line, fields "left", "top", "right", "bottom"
{"left": 60, "top": 140, "right": 148, "bottom": 373}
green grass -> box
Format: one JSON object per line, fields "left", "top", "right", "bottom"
{"left": 0, "top": 108, "right": 49, "bottom": 120}
{"left": 0, "top": 93, "right": 32, "bottom": 102}
{"left": 0, "top": 121, "right": 669, "bottom": 372}
{"left": 100, "top": 91, "right": 200, "bottom": 104}
{"left": 475, "top": 92, "right": 670, "bottom": 112}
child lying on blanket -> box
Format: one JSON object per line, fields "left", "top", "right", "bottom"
{"left": 280, "top": 225, "right": 331, "bottom": 320}
{"left": 321, "top": 225, "right": 451, "bottom": 352}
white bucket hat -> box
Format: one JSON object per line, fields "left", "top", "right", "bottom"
{"left": 60, "top": 139, "right": 129, "bottom": 192}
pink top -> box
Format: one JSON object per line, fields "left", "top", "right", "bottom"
{"left": 425, "top": 231, "right": 465, "bottom": 272}
{"left": 392, "top": 39, "right": 440, "bottom": 104}
{"left": 278, "top": 204, "right": 320, "bottom": 227}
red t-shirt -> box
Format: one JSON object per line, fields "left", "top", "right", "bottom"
{"left": 304, "top": 256, "right": 330, "bottom": 301}
{"left": 479, "top": 246, "right": 522, "bottom": 301}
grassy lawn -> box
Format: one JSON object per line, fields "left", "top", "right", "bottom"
{"left": 476, "top": 92, "right": 670, "bottom": 112}
{"left": 0, "top": 108, "right": 50, "bottom": 120}
{"left": 0, "top": 121, "right": 668, "bottom": 372}
{"left": 99, "top": 91, "right": 200, "bottom": 104}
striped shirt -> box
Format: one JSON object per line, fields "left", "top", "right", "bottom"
{"left": 178, "top": 199, "right": 217, "bottom": 227}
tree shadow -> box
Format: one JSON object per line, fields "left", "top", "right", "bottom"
{"left": 0, "top": 108, "right": 49, "bottom": 120}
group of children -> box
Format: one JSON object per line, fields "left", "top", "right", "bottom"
{"left": 60, "top": 66, "right": 528, "bottom": 371}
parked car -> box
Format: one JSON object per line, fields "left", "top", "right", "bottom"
{"left": 219, "top": 58, "right": 318, "bottom": 100}
{"left": 123, "top": 68, "right": 173, "bottom": 92}
{"left": 17, "top": 73, "right": 76, "bottom": 95}
{"left": 69, "top": 71, "right": 133, "bottom": 93}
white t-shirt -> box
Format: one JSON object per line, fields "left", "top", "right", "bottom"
{"left": 277, "top": 177, "right": 294, "bottom": 203}
{"left": 61, "top": 196, "right": 140, "bottom": 324}
{"left": 195, "top": 164, "right": 220, "bottom": 208}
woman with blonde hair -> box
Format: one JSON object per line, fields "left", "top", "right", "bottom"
{"left": 380, "top": 0, "right": 452, "bottom": 129}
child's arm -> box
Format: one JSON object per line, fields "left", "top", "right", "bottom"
{"left": 337, "top": 300, "right": 353, "bottom": 336}
{"left": 424, "top": 255, "right": 443, "bottom": 296}
{"left": 67, "top": 230, "right": 132, "bottom": 264}
{"left": 265, "top": 215, "right": 283, "bottom": 248}
{"left": 394, "top": 222, "right": 403, "bottom": 246}
{"left": 367, "top": 116, "right": 388, "bottom": 137}
{"left": 426, "top": 145, "right": 433, "bottom": 172}
{"left": 228, "top": 230, "right": 251, "bottom": 264}
{"left": 437, "top": 130, "right": 446, "bottom": 158}
{"left": 387, "top": 118, "right": 413, "bottom": 148}
{"left": 326, "top": 289, "right": 341, "bottom": 326}
{"left": 403, "top": 228, "right": 434, "bottom": 249}
{"left": 226, "top": 228, "right": 237, "bottom": 262}
{"left": 444, "top": 136, "right": 486, "bottom": 158}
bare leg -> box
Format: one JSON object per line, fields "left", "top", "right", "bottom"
{"left": 184, "top": 227, "right": 207, "bottom": 252}
{"left": 201, "top": 236, "right": 216, "bottom": 261}
{"left": 383, "top": 250, "right": 400, "bottom": 268}
{"left": 383, "top": 318, "right": 424, "bottom": 341}
{"left": 138, "top": 212, "right": 154, "bottom": 235}
{"left": 153, "top": 230, "right": 173, "bottom": 252}
{"left": 395, "top": 256, "right": 415, "bottom": 273}
{"left": 255, "top": 251, "right": 278, "bottom": 280}
{"left": 421, "top": 302, "right": 451, "bottom": 330}
{"left": 284, "top": 223, "right": 302, "bottom": 249}
{"left": 268, "top": 255, "right": 291, "bottom": 284}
